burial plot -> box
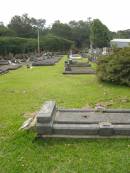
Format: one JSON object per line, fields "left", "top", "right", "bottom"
{"left": 0, "top": 60, "right": 9, "bottom": 65}
{"left": 36, "top": 101, "right": 130, "bottom": 138}
{"left": 32, "top": 59, "right": 54, "bottom": 66}
{"left": 63, "top": 61, "right": 96, "bottom": 74}
{"left": 0, "top": 64, "right": 22, "bottom": 75}
{"left": 0, "top": 66, "right": 9, "bottom": 74}
{"left": 67, "top": 60, "right": 91, "bottom": 67}
{"left": 7, "top": 64, "right": 22, "bottom": 70}
{"left": 69, "top": 54, "right": 82, "bottom": 60}
{"left": 32, "top": 56, "right": 62, "bottom": 66}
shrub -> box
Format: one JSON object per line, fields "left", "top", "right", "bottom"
{"left": 97, "top": 48, "right": 130, "bottom": 86}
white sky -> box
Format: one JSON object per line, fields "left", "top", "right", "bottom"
{"left": 0, "top": 0, "right": 130, "bottom": 31}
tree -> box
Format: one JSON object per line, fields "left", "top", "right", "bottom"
{"left": 91, "top": 19, "right": 112, "bottom": 48}
{"left": 8, "top": 14, "right": 33, "bottom": 37}
{"left": 31, "top": 18, "right": 46, "bottom": 30}
{"left": 8, "top": 14, "right": 46, "bottom": 38}
{"left": 51, "top": 21, "right": 72, "bottom": 40}
{"left": 69, "top": 20, "right": 90, "bottom": 48}
{"left": 115, "top": 29, "right": 130, "bottom": 39}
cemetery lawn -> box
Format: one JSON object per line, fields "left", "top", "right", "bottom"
{"left": 1, "top": 55, "right": 130, "bottom": 173}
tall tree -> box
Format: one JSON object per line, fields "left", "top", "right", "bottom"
{"left": 69, "top": 20, "right": 90, "bottom": 48}
{"left": 91, "top": 19, "right": 112, "bottom": 48}
{"left": 116, "top": 29, "right": 130, "bottom": 38}
{"left": 31, "top": 18, "right": 46, "bottom": 30}
{"left": 8, "top": 14, "right": 33, "bottom": 37}
{"left": 8, "top": 14, "right": 46, "bottom": 38}
{"left": 51, "top": 21, "right": 72, "bottom": 40}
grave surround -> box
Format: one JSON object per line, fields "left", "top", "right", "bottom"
{"left": 36, "top": 101, "right": 130, "bottom": 138}
{"left": 63, "top": 60, "right": 96, "bottom": 74}
{"left": 0, "top": 64, "right": 22, "bottom": 75}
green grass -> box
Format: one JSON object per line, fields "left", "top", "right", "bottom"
{"left": 0, "top": 56, "right": 130, "bottom": 173}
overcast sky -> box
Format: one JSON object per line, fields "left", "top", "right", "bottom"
{"left": 0, "top": 0, "right": 130, "bottom": 31}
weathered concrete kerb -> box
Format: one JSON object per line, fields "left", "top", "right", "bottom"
{"left": 32, "top": 56, "right": 63, "bottom": 66}
{"left": 0, "top": 64, "right": 22, "bottom": 75}
{"left": 36, "top": 101, "right": 130, "bottom": 138}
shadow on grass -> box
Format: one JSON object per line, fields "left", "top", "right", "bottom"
{"left": 33, "top": 135, "right": 130, "bottom": 148}
{"left": 98, "top": 79, "right": 130, "bottom": 89}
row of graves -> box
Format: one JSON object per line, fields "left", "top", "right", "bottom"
{"left": 0, "top": 53, "right": 37, "bottom": 74}
{"left": 0, "top": 52, "right": 64, "bottom": 74}
{"left": 32, "top": 52, "right": 63, "bottom": 66}
{"left": 63, "top": 54, "right": 96, "bottom": 74}
{"left": 0, "top": 59, "right": 22, "bottom": 75}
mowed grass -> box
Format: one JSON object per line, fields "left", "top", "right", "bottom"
{"left": 0, "top": 56, "right": 130, "bottom": 173}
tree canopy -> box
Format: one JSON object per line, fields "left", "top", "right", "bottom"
{"left": 91, "top": 19, "right": 112, "bottom": 48}
{"left": 8, "top": 14, "right": 46, "bottom": 38}
{"left": 1, "top": 13, "right": 129, "bottom": 55}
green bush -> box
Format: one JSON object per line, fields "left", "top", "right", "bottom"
{"left": 97, "top": 48, "right": 130, "bottom": 86}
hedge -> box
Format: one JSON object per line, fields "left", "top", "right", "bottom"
{"left": 0, "top": 35, "right": 73, "bottom": 55}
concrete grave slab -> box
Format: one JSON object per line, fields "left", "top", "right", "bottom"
{"left": 36, "top": 101, "right": 130, "bottom": 138}
{"left": 32, "top": 56, "right": 62, "bottom": 66}
{"left": 0, "top": 60, "right": 9, "bottom": 65}
{"left": 68, "top": 60, "right": 91, "bottom": 67}
{"left": 63, "top": 66, "right": 96, "bottom": 74}
{"left": 63, "top": 61, "right": 96, "bottom": 74}
{"left": 0, "top": 64, "right": 22, "bottom": 75}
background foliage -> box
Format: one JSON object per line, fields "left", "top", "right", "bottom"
{"left": 0, "top": 14, "right": 113, "bottom": 55}
{"left": 97, "top": 48, "right": 130, "bottom": 86}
